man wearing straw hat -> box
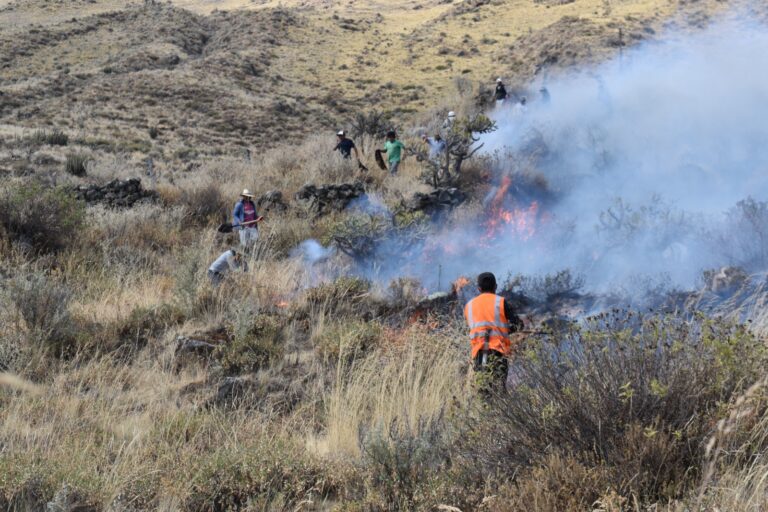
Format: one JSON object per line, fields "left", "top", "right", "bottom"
{"left": 232, "top": 189, "right": 261, "bottom": 250}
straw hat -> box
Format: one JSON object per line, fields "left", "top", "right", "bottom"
{"left": 241, "top": 189, "right": 255, "bottom": 198}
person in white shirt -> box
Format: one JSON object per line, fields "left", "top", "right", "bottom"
{"left": 208, "top": 249, "right": 245, "bottom": 286}
{"left": 421, "top": 133, "right": 447, "bottom": 162}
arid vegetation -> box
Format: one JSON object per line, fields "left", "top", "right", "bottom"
{"left": 2, "top": 0, "right": 768, "bottom": 511}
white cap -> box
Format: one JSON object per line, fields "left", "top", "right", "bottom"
{"left": 447, "top": 111, "right": 456, "bottom": 118}
{"left": 337, "top": 130, "right": 344, "bottom": 136}
{"left": 496, "top": 77, "right": 503, "bottom": 83}
{"left": 241, "top": 189, "right": 254, "bottom": 197}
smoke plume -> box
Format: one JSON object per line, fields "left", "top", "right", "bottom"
{"left": 302, "top": 16, "right": 768, "bottom": 301}
{"left": 420, "top": 17, "right": 768, "bottom": 295}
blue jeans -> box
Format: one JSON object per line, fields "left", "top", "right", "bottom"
{"left": 389, "top": 159, "right": 401, "bottom": 175}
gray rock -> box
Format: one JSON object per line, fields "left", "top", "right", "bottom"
{"left": 71, "top": 178, "right": 158, "bottom": 208}
{"left": 405, "top": 187, "right": 466, "bottom": 217}
{"left": 256, "top": 190, "right": 288, "bottom": 213}
{"left": 295, "top": 181, "right": 366, "bottom": 215}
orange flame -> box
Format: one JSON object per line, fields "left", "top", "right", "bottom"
{"left": 491, "top": 175, "right": 513, "bottom": 209}
{"left": 452, "top": 276, "right": 471, "bottom": 295}
{"left": 276, "top": 301, "right": 290, "bottom": 308}
{"left": 483, "top": 175, "right": 539, "bottom": 242}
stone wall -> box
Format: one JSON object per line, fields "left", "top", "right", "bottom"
{"left": 72, "top": 178, "right": 158, "bottom": 207}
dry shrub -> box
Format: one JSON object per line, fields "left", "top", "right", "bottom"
{"left": 30, "top": 128, "right": 69, "bottom": 146}
{"left": 183, "top": 430, "right": 342, "bottom": 511}
{"left": 64, "top": 153, "right": 89, "bottom": 176}
{"left": 0, "top": 183, "right": 85, "bottom": 254}
{"left": 459, "top": 311, "right": 767, "bottom": 505}
{"left": 258, "top": 212, "right": 315, "bottom": 260}
{"left": 357, "top": 418, "right": 451, "bottom": 511}
{"left": 303, "top": 276, "right": 372, "bottom": 318}
{"left": 692, "top": 377, "right": 768, "bottom": 510}
{"left": 117, "top": 303, "right": 186, "bottom": 354}
{"left": 312, "top": 320, "right": 383, "bottom": 364}
{"left": 216, "top": 311, "right": 283, "bottom": 375}
{"left": 720, "top": 197, "right": 768, "bottom": 270}
{"left": 88, "top": 203, "right": 185, "bottom": 256}
{"left": 1, "top": 272, "right": 78, "bottom": 359}
{"left": 177, "top": 182, "right": 229, "bottom": 227}
{"left": 0, "top": 356, "right": 349, "bottom": 511}
{"left": 487, "top": 453, "right": 613, "bottom": 512}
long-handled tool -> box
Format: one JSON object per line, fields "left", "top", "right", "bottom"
{"left": 374, "top": 149, "right": 387, "bottom": 170}
{"left": 217, "top": 217, "right": 264, "bottom": 234}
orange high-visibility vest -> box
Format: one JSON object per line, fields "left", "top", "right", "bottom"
{"left": 464, "top": 293, "right": 511, "bottom": 358}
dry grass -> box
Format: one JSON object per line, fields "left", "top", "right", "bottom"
{"left": 1, "top": 0, "right": 766, "bottom": 509}
{"left": 0, "top": 0, "right": 739, "bottom": 166}
{"left": 323, "top": 323, "right": 467, "bottom": 457}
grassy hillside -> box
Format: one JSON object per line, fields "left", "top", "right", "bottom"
{"left": 2, "top": 0, "right": 768, "bottom": 510}
{"left": 0, "top": 0, "right": 732, "bottom": 162}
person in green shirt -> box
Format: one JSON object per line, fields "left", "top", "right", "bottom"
{"left": 381, "top": 130, "right": 405, "bottom": 175}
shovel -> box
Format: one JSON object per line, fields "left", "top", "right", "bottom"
{"left": 217, "top": 217, "right": 264, "bottom": 234}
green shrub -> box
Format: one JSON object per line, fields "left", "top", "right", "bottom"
{"left": 359, "top": 419, "right": 451, "bottom": 511}
{"left": 184, "top": 434, "right": 339, "bottom": 511}
{"left": 303, "top": 276, "right": 371, "bottom": 317}
{"left": 322, "top": 213, "right": 428, "bottom": 265}
{"left": 64, "top": 153, "right": 89, "bottom": 176}
{"left": 217, "top": 313, "right": 283, "bottom": 375}
{"left": 0, "top": 183, "right": 85, "bottom": 253}
{"left": 2, "top": 273, "right": 76, "bottom": 357}
{"left": 459, "top": 311, "right": 768, "bottom": 505}
{"left": 314, "top": 320, "right": 382, "bottom": 364}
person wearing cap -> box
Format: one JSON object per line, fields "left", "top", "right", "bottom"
{"left": 232, "top": 189, "right": 261, "bottom": 250}
{"left": 380, "top": 130, "right": 405, "bottom": 175}
{"left": 464, "top": 271, "right": 524, "bottom": 397}
{"left": 333, "top": 130, "right": 360, "bottom": 160}
{"left": 494, "top": 78, "right": 508, "bottom": 103}
{"left": 442, "top": 111, "right": 457, "bottom": 131}
{"left": 208, "top": 249, "right": 245, "bottom": 286}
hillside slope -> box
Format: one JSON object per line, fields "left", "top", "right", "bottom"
{"left": 0, "top": 0, "right": 734, "bottom": 160}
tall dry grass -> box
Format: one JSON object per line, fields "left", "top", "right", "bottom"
{"left": 0, "top": 356, "right": 338, "bottom": 509}
{"left": 323, "top": 322, "right": 468, "bottom": 457}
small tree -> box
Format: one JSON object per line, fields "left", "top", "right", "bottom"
{"left": 411, "top": 113, "right": 496, "bottom": 187}
{"left": 350, "top": 109, "right": 393, "bottom": 140}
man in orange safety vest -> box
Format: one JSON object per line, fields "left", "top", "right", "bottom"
{"left": 464, "top": 272, "right": 523, "bottom": 396}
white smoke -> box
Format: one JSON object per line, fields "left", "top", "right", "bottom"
{"left": 418, "top": 16, "right": 768, "bottom": 294}
{"left": 305, "top": 16, "right": 768, "bottom": 299}
{"left": 293, "top": 239, "right": 334, "bottom": 264}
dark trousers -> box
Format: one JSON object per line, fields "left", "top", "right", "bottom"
{"left": 473, "top": 350, "right": 509, "bottom": 397}
{"left": 208, "top": 270, "right": 224, "bottom": 286}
